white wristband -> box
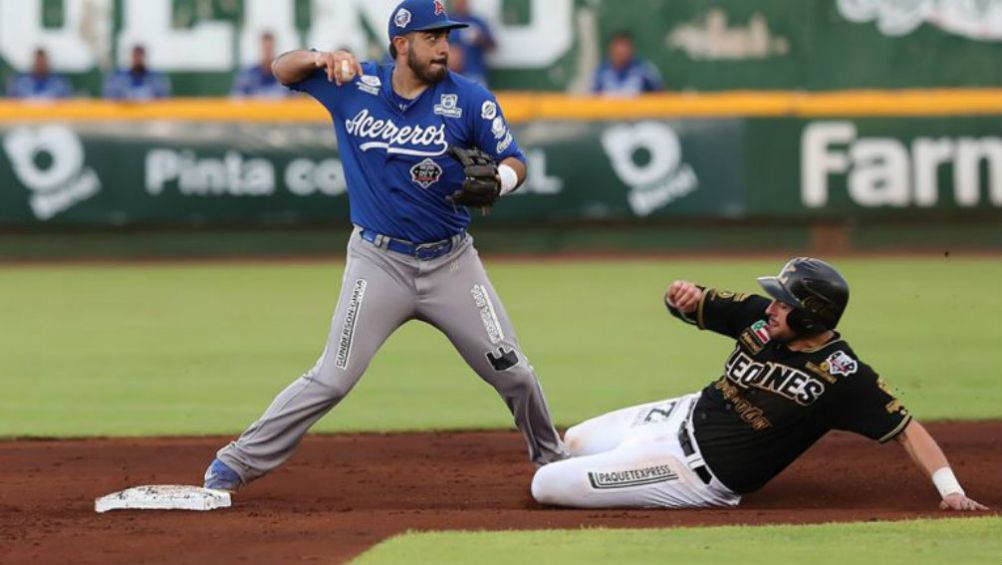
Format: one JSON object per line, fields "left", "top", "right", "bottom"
{"left": 932, "top": 467, "right": 965, "bottom": 498}
{"left": 498, "top": 163, "right": 519, "bottom": 196}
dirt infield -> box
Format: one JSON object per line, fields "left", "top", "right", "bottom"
{"left": 1, "top": 422, "right": 999, "bottom": 565}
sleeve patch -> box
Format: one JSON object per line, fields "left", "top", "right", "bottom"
{"left": 738, "top": 320, "right": 772, "bottom": 355}
{"left": 481, "top": 100, "right": 497, "bottom": 120}
{"left": 822, "top": 351, "right": 858, "bottom": 377}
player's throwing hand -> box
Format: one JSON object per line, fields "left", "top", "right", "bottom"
{"left": 666, "top": 280, "right": 701, "bottom": 313}
{"left": 314, "top": 50, "right": 364, "bottom": 85}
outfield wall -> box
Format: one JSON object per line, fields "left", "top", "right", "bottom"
{"left": 1, "top": 93, "right": 1001, "bottom": 236}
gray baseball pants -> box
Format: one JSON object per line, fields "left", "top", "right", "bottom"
{"left": 216, "top": 227, "right": 568, "bottom": 483}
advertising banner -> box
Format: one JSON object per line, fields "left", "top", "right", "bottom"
{"left": 746, "top": 117, "right": 1002, "bottom": 215}
{"left": 2, "top": 115, "right": 1000, "bottom": 228}
{"left": 0, "top": 118, "right": 745, "bottom": 226}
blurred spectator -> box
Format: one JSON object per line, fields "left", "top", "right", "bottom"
{"left": 232, "top": 32, "right": 290, "bottom": 99}
{"left": 447, "top": 0, "right": 496, "bottom": 87}
{"left": 7, "top": 48, "right": 73, "bottom": 100}
{"left": 102, "top": 45, "right": 171, "bottom": 100}
{"left": 447, "top": 44, "right": 466, "bottom": 79}
{"left": 592, "top": 32, "right": 664, "bottom": 97}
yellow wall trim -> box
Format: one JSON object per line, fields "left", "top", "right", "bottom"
{"left": 3, "top": 89, "right": 1002, "bottom": 123}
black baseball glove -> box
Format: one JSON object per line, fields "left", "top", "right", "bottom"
{"left": 447, "top": 146, "right": 500, "bottom": 208}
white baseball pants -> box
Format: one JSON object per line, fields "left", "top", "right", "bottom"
{"left": 531, "top": 393, "right": 740, "bottom": 508}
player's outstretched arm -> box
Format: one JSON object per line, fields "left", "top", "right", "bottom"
{"left": 896, "top": 419, "right": 989, "bottom": 511}
{"left": 272, "top": 49, "right": 363, "bottom": 86}
{"left": 665, "top": 280, "right": 702, "bottom": 314}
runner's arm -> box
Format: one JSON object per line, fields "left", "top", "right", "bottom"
{"left": 896, "top": 419, "right": 988, "bottom": 511}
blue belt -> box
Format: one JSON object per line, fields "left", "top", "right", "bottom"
{"left": 359, "top": 228, "right": 464, "bottom": 261}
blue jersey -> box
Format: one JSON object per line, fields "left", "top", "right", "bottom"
{"left": 8, "top": 73, "right": 73, "bottom": 99}
{"left": 102, "top": 69, "right": 171, "bottom": 100}
{"left": 290, "top": 61, "right": 525, "bottom": 243}
{"left": 592, "top": 58, "right": 663, "bottom": 96}
{"left": 232, "top": 65, "right": 290, "bottom": 99}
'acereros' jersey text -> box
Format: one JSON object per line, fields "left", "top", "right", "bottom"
{"left": 344, "top": 109, "right": 449, "bottom": 157}
{"left": 291, "top": 61, "right": 525, "bottom": 243}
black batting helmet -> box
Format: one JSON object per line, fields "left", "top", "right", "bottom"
{"left": 756, "top": 257, "right": 849, "bottom": 334}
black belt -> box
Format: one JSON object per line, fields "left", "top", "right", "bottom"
{"left": 678, "top": 422, "right": 713, "bottom": 485}
{"left": 360, "top": 228, "right": 464, "bottom": 261}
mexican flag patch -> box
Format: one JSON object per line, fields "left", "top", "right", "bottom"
{"left": 751, "top": 320, "right": 771, "bottom": 346}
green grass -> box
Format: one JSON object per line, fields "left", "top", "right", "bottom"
{"left": 1, "top": 257, "right": 1000, "bottom": 437}
{"left": 350, "top": 517, "right": 1002, "bottom": 565}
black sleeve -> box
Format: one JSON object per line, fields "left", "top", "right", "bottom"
{"left": 831, "top": 359, "right": 912, "bottom": 443}
{"left": 667, "top": 287, "right": 771, "bottom": 340}
{"left": 664, "top": 285, "right": 705, "bottom": 327}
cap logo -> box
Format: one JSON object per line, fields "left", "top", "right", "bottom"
{"left": 394, "top": 8, "right": 412, "bottom": 28}
{"left": 434, "top": 0, "right": 446, "bottom": 15}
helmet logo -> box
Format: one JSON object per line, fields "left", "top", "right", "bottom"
{"left": 434, "top": 0, "right": 446, "bottom": 15}
{"left": 778, "top": 262, "right": 797, "bottom": 285}
{"left": 801, "top": 295, "right": 836, "bottom": 319}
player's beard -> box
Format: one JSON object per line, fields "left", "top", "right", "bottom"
{"left": 408, "top": 49, "right": 448, "bottom": 84}
{"left": 770, "top": 331, "right": 795, "bottom": 344}
{"left": 766, "top": 322, "right": 795, "bottom": 343}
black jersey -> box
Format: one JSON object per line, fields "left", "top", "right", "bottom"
{"left": 667, "top": 288, "right": 912, "bottom": 494}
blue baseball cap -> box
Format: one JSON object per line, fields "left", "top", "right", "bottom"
{"left": 388, "top": 0, "right": 469, "bottom": 42}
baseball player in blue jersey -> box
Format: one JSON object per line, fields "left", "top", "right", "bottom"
{"left": 204, "top": 0, "right": 568, "bottom": 492}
